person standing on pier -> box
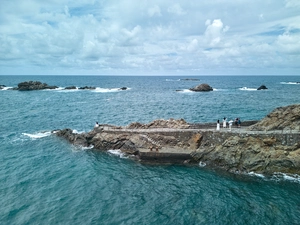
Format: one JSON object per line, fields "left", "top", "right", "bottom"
{"left": 216, "top": 120, "right": 220, "bottom": 131}
{"left": 223, "top": 117, "right": 227, "bottom": 128}
{"left": 228, "top": 119, "right": 233, "bottom": 131}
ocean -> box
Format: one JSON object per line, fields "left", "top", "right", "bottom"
{"left": 0, "top": 75, "right": 300, "bottom": 224}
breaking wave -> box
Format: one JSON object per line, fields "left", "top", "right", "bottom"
{"left": 22, "top": 131, "right": 52, "bottom": 139}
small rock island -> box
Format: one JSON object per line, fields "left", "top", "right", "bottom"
{"left": 54, "top": 104, "right": 300, "bottom": 175}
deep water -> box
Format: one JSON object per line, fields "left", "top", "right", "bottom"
{"left": 0, "top": 75, "right": 300, "bottom": 224}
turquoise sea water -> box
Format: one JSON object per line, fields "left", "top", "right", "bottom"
{"left": 0, "top": 75, "right": 300, "bottom": 224}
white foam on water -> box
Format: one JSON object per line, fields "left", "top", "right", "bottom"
{"left": 0, "top": 86, "right": 13, "bottom": 90}
{"left": 22, "top": 131, "right": 52, "bottom": 139}
{"left": 239, "top": 87, "right": 257, "bottom": 91}
{"left": 93, "top": 87, "right": 127, "bottom": 93}
{"left": 72, "top": 129, "right": 85, "bottom": 134}
{"left": 280, "top": 82, "right": 300, "bottom": 85}
{"left": 178, "top": 89, "right": 193, "bottom": 93}
{"left": 199, "top": 161, "right": 206, "bottom": 167}
{"left": 271, "top": 172, "right": 300, "bottom": 183}
{"left": 166, "top": 79, "right": 180, "bottom": 81}
{"left": 108, "top": 149, "right": 128, "bottom": 158}
{"left": 248, "top": 171, "right": 265, "bottom": 178}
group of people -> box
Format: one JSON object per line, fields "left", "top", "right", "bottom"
{"left": 216, "top": 117, "right": 241, "bottom": 131}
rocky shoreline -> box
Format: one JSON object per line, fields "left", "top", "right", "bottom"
{"left": 54, "top": 104, "right": 300, "bottom": 175}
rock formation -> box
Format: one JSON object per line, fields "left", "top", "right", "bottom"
{"left": 248, "top": 104, "right": 300, "bottom": 131}
{"left": 257, "top": 85, "right": 268, "bottom": 90}
{"left": 189, "top": 83, "right": 213, "bottom": 92}
{"left": 12, "top": 81, "right": 58, "bottom": 91}
{"left": 54, "top": 104, "right": 300, "bottom": 175}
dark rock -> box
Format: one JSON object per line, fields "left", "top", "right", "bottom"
{"left": 65, "top": 86, "right": 77, "bottom": 90}
{"left": 78, "top": 86, "right": 96, "bottom": 90}
{"left": 189, "top": 83, "right": 213, "bottom": 92}
{"left": 15, "top": 81, "right": 58, "bottom": 91}
{"left": 0, "top": 85, "right": 6, "bottom": 89}
{"left": 119, "top": 87, "right": 127, "bottom": 90}
{"left": 257, "top": 85, "right": 268, "bottom": 90}
{"left": 180, "top": 78, "right": 200, "bottom": 81}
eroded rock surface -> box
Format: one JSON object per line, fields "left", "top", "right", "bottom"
{"left": 54, "top": 104, "right": 300, "bottom": 174}
{"left": 248, "top": 104, "right": 300, "bottom": 131}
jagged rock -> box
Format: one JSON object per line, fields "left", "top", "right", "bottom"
{"left": 14, "top": 81, "right": 58, "bottom": 91}
{"left": 189, "top": 83, "right": 213, "bottom": 92}
{"left": 54, "top": 104, "right": 300, "bottom": 174}
{"left": 78, "top": 86, "right": 96, "bottom": 90}
{"left": 248, "top": 104, "right": 300, "bottom": 131}
{"left": 257, "top": 85, "right": 268, "bottom": 90}
{"left": 193, "top": 134, "right": 300, "bottom": 174}
{"left": 119, "top": 87, "right": 127, "bottom": 90}
{"left": 126, "top": 118, "right": 190, "bottom": 129}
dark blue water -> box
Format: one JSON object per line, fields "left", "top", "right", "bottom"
{"left": 1, "top": 75, "right": 300, "bottom": 224}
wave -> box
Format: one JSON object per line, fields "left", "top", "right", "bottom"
{"left": 93, "top": 87, "right": 129, "bottom": 93}
{"left": 248, "top": 171, "right": 265, "bottom": 178}
{"left": 239, "top": 87, "right": 257, "bottom": 91}
{"left": 166, "top": 79, "right": 180, "bottom": 82}
{"left": 176, "top": 89, "right": 193, "bottom": 93}
{"left": 22, "top": 131, "right": 52, "bottom": 139}
{"left": 271, "top": 172, "right": 300, "bottom": 183}
{"left": 280, "top": 82, "right": 300, "bottom": 85}
{"left": 199, "top": 161, "right": 206, "bottom": 167}
{"left": 107, "top": 149, "right": 129, "bottom": 158}
{"left": 0, "top": 86, "right": 13, "bottom": 90}
{"left": 45, "top": 87, "right": 130, "bottom": 93}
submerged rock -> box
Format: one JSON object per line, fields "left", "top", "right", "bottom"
{"left": 189, "top": 83, "right": 213, "bottom": 92}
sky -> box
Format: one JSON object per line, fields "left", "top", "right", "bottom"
{"left": 1, "top": 0, "right": 300, "bottom": 76}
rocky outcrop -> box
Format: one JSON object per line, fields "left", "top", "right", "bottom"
{"left": 12, "top": 81, "right": 58, "bottom": 91}
{"left": 54, "top": 104, "right": 300, "bottom": 175}
{"left": 0, "top": 85, "right": 6, "bottom": 90}
{"left": 189, "top": 83, "right": 213, "bottom": 92}
{"left": 192, "top": 132, "right": 300, "bottom": 174}
{"left": 78, "top": 86, "right": 96, "bottom": 90}
{"left": 248, "top": 104, "right": 300, "bottom": 131}
{"left": 257, "top": 85, "right": 268, "bottom": 90}
{"left": 126, "top": 118, "right": 190, "bottom": 129}
{"left": 65, "top": 86, "right": 77, "bottom": 90}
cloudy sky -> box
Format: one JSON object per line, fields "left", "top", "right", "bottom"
{"left": 1, "top": 0, "right": 300, "bottom": 75}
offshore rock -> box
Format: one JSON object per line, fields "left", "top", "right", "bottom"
{"left": 78, "top": 86, "right": 96, "bottom": 90}
{"left": 13, "top": 81, "right": 58, "bottom": 91}
{"left": 257, "top": 85, "right": 268, "bottom": 90}
{"left": 189, "top": 83, "right": 213, "bottom": 92}
{"left": 65, "top": 86, "right": 77, "bottom": 90}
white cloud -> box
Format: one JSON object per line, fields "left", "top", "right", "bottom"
{"left": 204, "top": 19, "right": 228, "bottom": 46}
{"left": 0, "top": 0, "right": 300, "bottom": 75}
{"left": 148, "top": 5, "right": 161, "bottom": 17}
{"left": 168, "top": 4, "right": 186, "bottom": 15}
